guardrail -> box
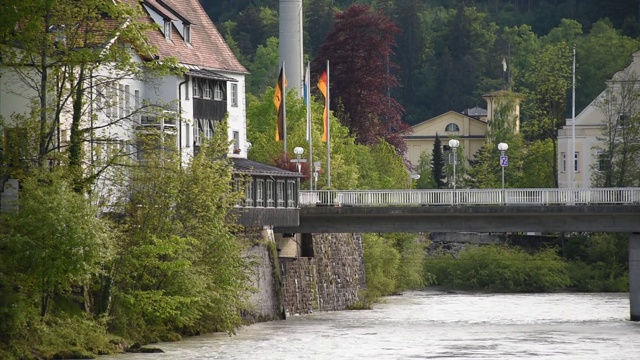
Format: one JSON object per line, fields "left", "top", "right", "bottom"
{"left": 298, "top": 188, "right": 640, "bottom": 207}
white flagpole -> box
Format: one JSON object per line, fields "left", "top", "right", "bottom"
{"left": 326, "top": 60, "right": 331, "bottom": 188}
{"left": 571, "top": 45, "right": 576, "bottom": 191}
{"left": 306, "top": 63, "right": 313, "bottom": 189}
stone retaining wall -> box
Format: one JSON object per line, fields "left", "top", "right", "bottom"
{"left": 279, "top": 233, "right": 366, "bottom": 316}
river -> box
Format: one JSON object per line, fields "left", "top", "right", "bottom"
{"left": 101, "top": 291, "right": 640, "bottom": 359}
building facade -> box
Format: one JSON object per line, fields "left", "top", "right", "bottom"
{"left": 403, "top": 91, "right": 520, "bottom": 175}
{"left": 0, "top": 0, "right": 301, "bottom": 226}
{"left": 558, "top": 51, "right": 640, "bottom": 189}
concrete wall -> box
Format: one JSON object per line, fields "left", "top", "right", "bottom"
{"left": 279, "top": 233, "right": 366, "bottom": 316}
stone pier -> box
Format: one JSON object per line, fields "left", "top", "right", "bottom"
{"left": 630, "top": 233, "right": 640, "bottom": 321}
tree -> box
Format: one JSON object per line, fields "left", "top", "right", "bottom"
{"left": 575, "top": 20, "right": 640, "bottom": 113}
{"left": 431, "top": 133, "right": 446, "bottom": 188}
{"left": 1, "top": 0, "right": 176, "bottom": 193}
{"left": 247, "top": 37, "right": 280, "bottom": 96}
{"left": 305, "top": 0, "right": 335, "bottom": 57}
{"left": 109, "top": 121, "right": 250, "bottom": 341}
{"left": 592, "top": 70, "right": 640, "bottom": 187}
{"left": 0, "top": 169, "right": 111, "bottom": 318}
{"left": 415, "top": 151, "right": 437, "bottom": 189}
{"left": 312, "top": 4, "right": 409, "bottom": 154}
{"left": 521, "top": 42, "right": 572, "bottom": 187}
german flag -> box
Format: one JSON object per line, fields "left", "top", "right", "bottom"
{"left": 273, "top": 67, "right": 287, "bottom": 142}
{"left": 317, "top": 70, "right": 328, "bottom": 142}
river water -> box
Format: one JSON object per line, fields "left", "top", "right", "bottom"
{"left": 102, "top": 291, "right": 640, "bottom": 359}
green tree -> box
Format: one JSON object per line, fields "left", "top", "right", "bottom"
{"left": 415, "top": 151, "right": 438, "bottom": 189}
{"left": 0, "top": 169, "right": 111, "bottom": 318}
{"left": 247, "top": 37, "right": 280, "bottom": 96}
{"left": 431, "top": 133, "right": 446, "bottom": 188}
{"left": 1, "top": 0, "right": 176, "bottom": 193}
{"left": 591, "top": 70, "right": 640, "bottom": 187}
{"left": 109, "top": 122, "right": 249, "bottom": 342}
{"left": 576, "top": 20, "right": 640, "bottom": 114}
{"left": 521, "top": 42, "right": 572, "bottom": 187}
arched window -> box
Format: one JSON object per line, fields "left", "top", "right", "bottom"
{"left": 445, "top": 123, "right": 460, "bottom": 132}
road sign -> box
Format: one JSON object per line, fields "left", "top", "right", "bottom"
{"left": 500, "top": 155, "right": 509, "bottom": 167}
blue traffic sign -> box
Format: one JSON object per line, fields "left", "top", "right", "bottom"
{"left": 500, "top": 155, "right": 509, "bottom": 167}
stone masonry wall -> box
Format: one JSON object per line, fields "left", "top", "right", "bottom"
{"left": 279, "top": 233, "right": 366, "bottom": 317}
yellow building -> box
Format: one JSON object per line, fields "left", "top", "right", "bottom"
{"left": 403, "top": 92, "right": 520, "bottom": 174}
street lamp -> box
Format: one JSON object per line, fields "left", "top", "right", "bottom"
{"left": 498, "top": 142, "right": 508, "bottom": 203}
{"left": 313, "top": 161, "right": 321, "bottom": 190}
{"left": 448, "top": 139, "right": 459, "bottom": 194}
{"left": 293, "top": 147, "right": 305, "bottom": 174}
{"left": 449, "top": 139, "right": 459, "bottom": 204}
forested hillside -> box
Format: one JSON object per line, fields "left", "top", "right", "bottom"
{"left": 201, "top": 0, "right": 640, "bottom": 125}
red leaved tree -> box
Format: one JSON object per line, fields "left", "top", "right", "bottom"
{"left": 312, "top": 4, "right": 410, "bottom": 155}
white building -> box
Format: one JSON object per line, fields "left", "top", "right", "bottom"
{"left": 0, "top": 0, "right": 302, "bottom": 226}
{"left": 558, "top": 51, "right": 640, "bottom": 188}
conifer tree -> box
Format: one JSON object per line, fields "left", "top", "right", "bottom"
{"left": 431, "top": 133, "right": 446, "bottom": 188}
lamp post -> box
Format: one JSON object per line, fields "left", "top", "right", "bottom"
{"left": 498, "top": 142, "right": 508, "bottom": 204}
{"left": 313, "top": 161, "right": 321, "bottom": 190}
{"left": 448, "top": 139, "right": 459, "bottom": 204}
{"left": 292, "top": 147, "right": 305, "bottom": 174}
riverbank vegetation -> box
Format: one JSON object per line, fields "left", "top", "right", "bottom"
{"left": 423, "top": 233, "right": 629, "bottom": 293}
{"left": 0, "top": 125, "right": 253, "bottom": 359}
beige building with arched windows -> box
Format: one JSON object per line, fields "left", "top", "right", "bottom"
{"left": 403, "top": 92, "right": 520, "bottom": 174}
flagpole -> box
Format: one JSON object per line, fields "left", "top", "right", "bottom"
{"left": 571, "top": 44, "right": 576, "bottom": 191}
{"left": 306, "top": 63, "right": 313, "bottom": 190}
{"left": 282, "top": 61, "right": 287, "bottom": 154}
{"left": 326, "top": 60, "right": 331, "bottom": 188}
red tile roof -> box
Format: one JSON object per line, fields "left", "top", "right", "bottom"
{"left": 137, "top": 0, "right": 248, "bottom": 74}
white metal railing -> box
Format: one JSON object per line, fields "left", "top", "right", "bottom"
{"left": 298, "top": 188, "right": 640, "bottom": 207}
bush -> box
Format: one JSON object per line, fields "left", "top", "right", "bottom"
{"left": 424, "top": 245, "right": 571, "bottom": 292}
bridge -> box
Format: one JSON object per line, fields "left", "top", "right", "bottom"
{"left": 271, "top": 187, "right": 640, "bottom": 321}
{"left": 274, "top": 187, "right": 640, "bottom": 233}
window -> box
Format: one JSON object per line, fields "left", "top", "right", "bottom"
{"left": 574, "top": 152, "right": 579, "bottom": 172}
{"left": 445, "top": 123, "right": 460, "bottom": 132}
{"left": 276, "top": 180, "right": 285, "bottom": 207}
{"left": 233, "top": 131, "right": 240, "bottom": 150}
{"left": 184, "top": 24, "right": 191, "bottom": 44}
{"left": 245, "top": 180, "right": 254, "bottom": 207}
{"left": 203, "top": 80, "right": 212, "bottom": 99}
{"left": 110, "top": 83, "right": 118, "bottom": 118}
{"left": 618, "top": 113, "right": 628, "bottom": 129}
{"left": 256, "top": 179, "right": 264, "bottom": 207}
{"left": 119, "top": 84, "right": 125, "bottom": 118}
{"left": 231, "top": 83, "right": 238, "bottom": 107}
{"left": 193, "top": 78, "right": 201, "bottom": 98}
{"left": 204, "top": 120, "right": 213, "bottom": 139}
{"left": 133, "top": 90, "right": 140, "bottom": 122}
{"left": 193, "top": 119, "right": 202, "bottom": 145}
{"left": 597, "top": 152, "right": 609, "bottom": 172}
{"left": 287, "top": 180, "right": 296, "bottom": 208}
{"left": 561, "top": 152, "right": 566, "bottom": 173}
{"left": 185, "top": 123, "right": 190, "bottom": 147}
{"left": 124, "top": 85, "right": 130, "bottom": 117}
{"left": 266, "top": 180, "right": 274, "bottom": 207}
{"left": 164, "top": 21, "right": 172, "bottom": 40}
{"left": 214, "top": 82, "right": 224, "bottom": 100}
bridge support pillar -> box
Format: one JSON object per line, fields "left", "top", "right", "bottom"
{"left": 630, "top": 233, "right": 640, "bottom": 321}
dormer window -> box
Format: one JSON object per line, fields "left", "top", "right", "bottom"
{"left": 164, "top": 20, "right": 172, "bottom": 40}
{"left": 184, "top": 24, "right": 191, "bottom": 44}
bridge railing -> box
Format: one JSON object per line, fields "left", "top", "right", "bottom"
{"left": 299, "top": 188, "right": 640, "bottom": 207}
